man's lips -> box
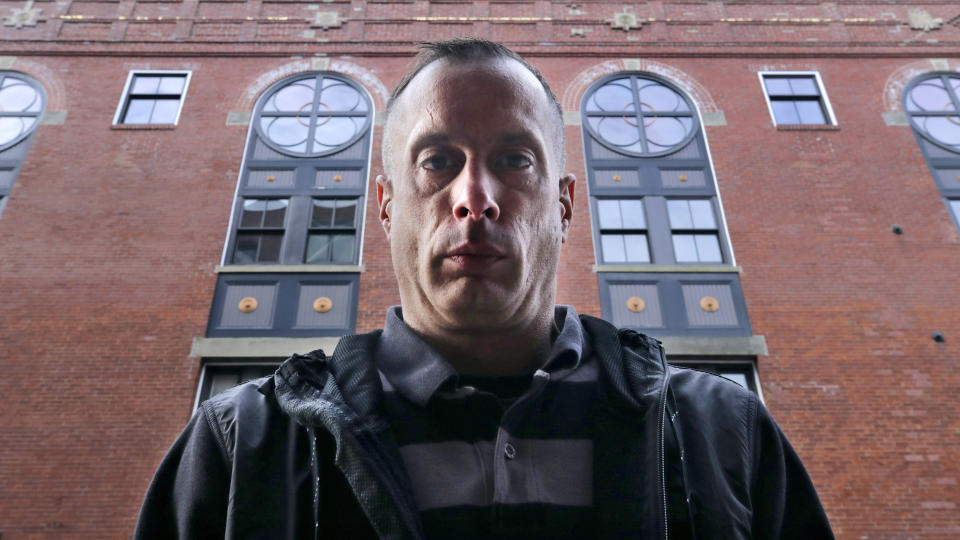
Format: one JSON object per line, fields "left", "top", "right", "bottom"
{"left": 441, "top": 243, "right": 507, "bottom": 271}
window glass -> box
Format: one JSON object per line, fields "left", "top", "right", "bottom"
{"left": 333, "top": 199, "right": 357, "bottom": 227}
{"left": 118, "top": 72, "right": 188, "bottom": 125}
{"left": 950, "top": 199, "right": 960, "bottom": 222}
{"left": 620, "top": 200, "right": 646, "bottom": 229}
{"left": 906, "top": 78, "right": 953, "bottom": 112}
{"left": 672, "top": 235, "right": 698, "bottom": 262}
{"left": 257, "top": 74, "right": 370, "bottom": 157}
{"left": 667, "top": 200, "right": 693, "bottom": 229}
{"left": 694, "top": 234, "right": 723, "bottom": 262}
{"left": 601, "top": 235, "right": 627, "bottom": 263}
{"left": 583, "top": 75, "right": 697, "bottom": 156}
{"left": 762, "top": 73, "right": 831, "bottom": 126}
{"left": 623, "top": 235, "right": 650, "bottom": 263}
{"left": 689, "top": 200, "right": 716, "bottom": 229}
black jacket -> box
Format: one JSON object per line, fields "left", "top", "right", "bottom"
{"left": 135, "top": 315, "right": 833, "bottom": 539}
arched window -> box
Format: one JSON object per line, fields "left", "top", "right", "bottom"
{"left": 581, "top": 73, "right": 751, "bottom": 338}
{"left": 903, "top": 73, "right": 960, "bottom": 233}
{"left": 207, "top": 72, "right": 372, "bottom": 338}
{"left": 0, "top": 72, "right": 46, "bottom": 217}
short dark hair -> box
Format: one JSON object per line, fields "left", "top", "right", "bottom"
{"left": 386, "top": 38, "right": 563, "bottom": 120}
{"left": 383, "top": 39, "right": 565, "bottom": 175}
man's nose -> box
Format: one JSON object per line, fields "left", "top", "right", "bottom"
{"left": 451, "top": 163, "right": 501, "bottom": 221}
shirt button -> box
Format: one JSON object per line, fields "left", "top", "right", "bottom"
{"left": 504, "top": 443, "right": 517, "bottom": 460}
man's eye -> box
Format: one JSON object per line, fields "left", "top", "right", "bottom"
{"left": 498, "top": 153, "right": 533, "bottom": 169}
{"left": 422, "top": 155, "right": 457, "bottom": 171}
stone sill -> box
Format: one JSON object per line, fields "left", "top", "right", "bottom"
{"left": 657, "top": 335, "right": 768, "bottom": 356}
{"left": 593, "top": 264, "right": 741, "bottom": 273}
{"left": 215, "top": 264, "right": 364, "bottom": 273}
{"left": 191, "top": 337, "right": 341, "bottom": 358}
{"left": 775, "top": 124, "right": 840, "bottom": 131}
{"left": 111, "top": 123, "right": 177, "bottom": 130}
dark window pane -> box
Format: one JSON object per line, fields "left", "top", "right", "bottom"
{"left": 258, "top": 233, "right": 282, "bottom": 262}
{"left": 240, "top": 199, "right": 265, "bottom": 228}
{"left": 209, "top": 372, "right": 242, "bottom": 399}
{"left": 123, "top": 99, "right": 153, "bottom": 124}
{"left": 311, "top": 199, "right": 336, "bottom": 228}
{"left": 150, "top": 99, "right": 180, "bottom": 124}
{"left": 331, "top": 234, "right": 355, "bottom": 263}
{"left": 158, "top": 76, "right": 185, "bottom": 95}
{"left": 795, "top": 100, "right": 826, "bottom": 125}
{"left": 233, "top": 233, "right": 259, "bottom": 264}
{"left": 770, "top": 100, "right": 800, "bottom": 125}
{"left": 789, "top": 77, "right": 819, "bottom": 96}
{"left": 305, "top": 233, "right": 332, "bottom": 263}
{"left": 763, "top": 77, "right": 791, "bottom": 96}
{"left": 694, "top": 234, "right": 723, "bottom": 262}
{"left": 334, "top": 199, "right": 358, "bottom": 227}
{"left": 600, "top": 234, "right": 626, "bottom": 263}
{"left": 131, "top": 76, "right": 160, "bottom": 94}
{"left": 262, "top": 199, "right": 288, "bottom": 228}
{"left": 623, "top": 234, "right": 650, "bottom": 263}
{"left": 672, "top": 234, "right": 698, "bottom": 262}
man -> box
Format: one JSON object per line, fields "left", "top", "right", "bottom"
{"left": 136, "top": 39, "right": 833, "bottom": 539}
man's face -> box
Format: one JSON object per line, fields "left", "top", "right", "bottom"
{"left": 378, "top": 57, "right": 574, "bottom": 333}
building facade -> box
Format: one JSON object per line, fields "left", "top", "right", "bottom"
{"left": 1, "top": 0, "right": 959, "bottom": 537}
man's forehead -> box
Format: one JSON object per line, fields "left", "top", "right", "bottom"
{"left": 393, "top": 57, "right": 550, "bottom": 120}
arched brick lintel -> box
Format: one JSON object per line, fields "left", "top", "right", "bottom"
{"left": 560, "top": 59, "right": 719, "bottom": 115}
{"left": 233, "top": 59, "right": 390, "bottom": 113}
{"left": 5, "top": 59, "right": 67, "bottom": 111}
{"left": 882, "top": 58, "right": 960, "bottom": 113}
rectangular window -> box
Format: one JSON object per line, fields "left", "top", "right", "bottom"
{"left": 668, "top": 360, "right": 760, "bottom": 396}
{"left": 305, "top": 198, "right": 359, "bottom": 264}
{"left": 950, "top": 199, "right": 960, "bottom": 230}
{"left": 760, "top": 72, "right": 835, "bottom": 126}
{"left": 667, "top": 199, "right": 722, "bottom": 263}
{"left": 196, "top": 363, "right": 279, "bottom": 407}
{"left": 232, "top": 198, "right": 288, "bottom": 264}
{"left": 114, "top": 71, "right": 190, "bottom": 125}
{"left": 596, "top": 199, "right": 650, "bottom": 263}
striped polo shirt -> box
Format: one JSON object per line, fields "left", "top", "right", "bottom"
{"left": 374, "top": 306, "right": 599, "bottom": 539}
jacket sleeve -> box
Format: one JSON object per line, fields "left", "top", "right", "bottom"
{"left": 134, "top": 405, "right": 231, "bottom": 539}
{"left": 751, "top": 403, "right": 834, "bottom": 539}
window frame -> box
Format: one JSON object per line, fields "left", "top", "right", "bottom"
{"left": 758, "top": 71, "right": 837, "bottom": 127}
{"left": 668, "top": 357, "right": 763, "bottom": 401}
{"left": 194, "top": 361, "right": 281, "bottom": 409}
{"left": 0, "top": 71, "right": 46, "bottom": 151}
{"left": 112, "top": 69, "right": 192, "bottom": 126}
{"left": 594, "top": 197, "right": 651, "bottom": 264}
{"left": 220, "top": 71, "right": 374, "bottom": 268}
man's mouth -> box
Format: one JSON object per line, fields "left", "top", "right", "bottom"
{"left": 443, "top": 243, "right": 507, "bottom": 271}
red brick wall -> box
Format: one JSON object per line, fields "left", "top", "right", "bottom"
{"left": 1, "top": 1, "right": 959, "bottom": 537}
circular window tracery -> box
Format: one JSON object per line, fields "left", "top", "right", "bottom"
{"left": 0, "top": 73, "right": 45, "bottom": 151}
{"left": 583, "top": 75, "right": 698, "bottom": 157}
{"left": 904, "top": 74, "right": 960, "bottom": 153}
{"left": 255, "top": 74, "right": 371, "bottom": 157}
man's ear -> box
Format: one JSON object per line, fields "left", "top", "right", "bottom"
{"left": 376, "top": 175, "right": 392, "bottom": 238}
{"left": 559, "top": 173, "right": 575, "bottom": 243}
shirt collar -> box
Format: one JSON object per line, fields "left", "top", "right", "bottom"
{"left": 375, "top": 305, "right": 586, "bottom": 406}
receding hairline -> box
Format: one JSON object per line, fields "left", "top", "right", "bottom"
{"left": 382, "top": 39, "right": 566, "bottom": 176}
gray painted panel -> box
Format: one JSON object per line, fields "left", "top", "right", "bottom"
{"left": 0, "top": 140, "right": 29, "bottom": 161}
{"left": 323, "top": 137, "right": 366, "bottom": 160}
{"left": 315, "top": 169, "right": 363, "bottom": 189}
{"left": 590, "top": 138, "right": 628, "bottom": 160}
{"left": 934, "top": 168, "right": 960, "bottom": 193}
{"left": 219, "top": 283, "right": 277, "bottom": 328}
{"left": 595, "top": 169, "right": 640, "bottom": 188}
{"left": 0, "top": 170, "right": 14, "bottom": 190}
{"left": 921, "top": 138, "right": 957, "bottom": 159}
{"left": 248, "top": 170, "right": 295, "bottom": 188}
{"left": 661, "top": 169, "right": 706, "bottom": 188}
{"left": 609, "top": 284, "right": 663, "bottom": 328}
{"left": 253, "top": 139, "right": 288, "bottom": 160}
{"left": 682, "top": 284, "right": 738, "bottom": 327}
{"left": 662, "top": 139, "right": 701, "bottom": 159}
{"left": 295, "top": 283, "right": 351, "bottom": 329}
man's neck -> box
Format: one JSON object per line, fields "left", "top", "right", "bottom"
{"left": 407, "top": 310, "right": 556, "bottom": 377}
